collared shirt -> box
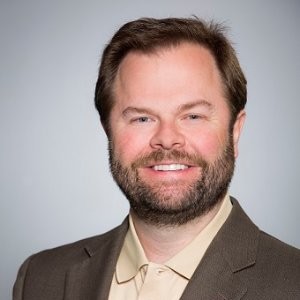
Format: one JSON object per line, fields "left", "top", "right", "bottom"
{"left": 109, "top": 195, "right": 232, "bottom": 300}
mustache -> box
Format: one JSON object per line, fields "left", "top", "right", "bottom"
{"left": 132, "top": 149, "right": 207, "bottom": 168}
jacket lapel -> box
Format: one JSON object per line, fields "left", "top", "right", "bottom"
{"left": 180, "top": 251, "right": 247, "bottom": 300}
{"left": 181, "top": 198, "right": 259, "bottom": 300}
{"left": 63, "top": 218, "right": 129, "bottom": 300}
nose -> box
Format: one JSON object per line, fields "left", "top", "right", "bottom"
{"left": 150, "top": 121, "right": 185, "bottom": 150}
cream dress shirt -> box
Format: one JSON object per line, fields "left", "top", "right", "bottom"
{"left": 109, "top": 195, "right": 232, "bottom": 300}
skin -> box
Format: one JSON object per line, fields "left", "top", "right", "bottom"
{"left": 109, "top": 43, "right": 245, "bottom": 262}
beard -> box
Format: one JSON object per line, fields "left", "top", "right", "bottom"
{"left": 109, "top": 136, "right": 235, "bottom": 226}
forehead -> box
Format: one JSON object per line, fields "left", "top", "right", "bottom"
{"left": 118, "top": 43, "right": 220, "bottom": 78}
{"left": 113, "top": 42, "right": 227, "bottom": 113}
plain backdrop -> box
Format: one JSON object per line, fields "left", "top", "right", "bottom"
{"left": 1, "top": 0, "right": 299, "bottom": 299}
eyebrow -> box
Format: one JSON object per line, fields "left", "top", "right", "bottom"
{"left": 177, "top": 99, "right": 213, "bottom": 113}
{"left": 122, "top": 99, "right": 213, "bottom": 117}
{"left": 122, "top": 106, "right": 156, "bottom": 117}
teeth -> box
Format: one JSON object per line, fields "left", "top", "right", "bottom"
{"left": 153, "top": 164, "right": 189, "bottom": 171}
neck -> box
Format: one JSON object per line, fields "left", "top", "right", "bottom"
{"left": 130, "top": 200, "right": 223, "bottom": 264}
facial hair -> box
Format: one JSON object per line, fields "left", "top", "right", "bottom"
{"left": 109, "top": 136, "right": 235, "bottom": 226}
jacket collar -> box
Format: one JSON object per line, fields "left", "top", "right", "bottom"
{"left": 63, "top": 218, "right": 129, "bottom": 300}
{"left": 180, "top": 198, "right": 259, "bottom": 300}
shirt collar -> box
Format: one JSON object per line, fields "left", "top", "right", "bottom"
{"left": 115, "top": 194, "right": 232, "bottom": 282}
{"left": 166, "top": 194, "right": 232, "bottom": 279}
{"left": 115, "top": 215, "right": 148, "bottom": 283}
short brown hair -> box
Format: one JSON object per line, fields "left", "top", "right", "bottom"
{"left": 95, "top": 17, "right": 247, "bottom": 135}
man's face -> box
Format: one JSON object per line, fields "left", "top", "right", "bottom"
{"left": 108, "top": 43, "right": 245, "bottom": 226}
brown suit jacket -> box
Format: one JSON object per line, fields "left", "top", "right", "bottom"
{"left": 13, "top": 199, "right": 300, "bottom": 299}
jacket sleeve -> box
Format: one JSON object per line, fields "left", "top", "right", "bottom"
{"left": 13, "top": 256, "right": 32, "bottom": 300}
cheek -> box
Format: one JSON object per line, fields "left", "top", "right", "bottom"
{"left": 112, "top": 130, "right": 150, "bottom": 164}
{"left": 188, "top": 128, "right": 228, "bottom": 161}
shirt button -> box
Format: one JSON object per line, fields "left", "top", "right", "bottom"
{"left": 156, "top": 268, "right": 165, "bottom": 275}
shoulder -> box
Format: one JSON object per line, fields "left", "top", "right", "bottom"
{"left": 26, "top": 218, "right": 128, "bottom": 270}
{"left": 257, "top": 230, "right": 300, "bottom": 271}
{"left": 13, "top": 218, "right": 129, "bottom": 299}
{"left": 259, "top": 229, "right": 299, "bottom": 253}
{"left": 228, "top": 199, "right": 300, "bottom": 296}
{"left": 242, "top": 229, "right": 300, "bottom": 298}
{"left": 231, "top": 198, "right": 300, "bottom": 267}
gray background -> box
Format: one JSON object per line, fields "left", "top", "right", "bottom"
{"left": 1, "top": 0, "right": 299, "bottom": 299}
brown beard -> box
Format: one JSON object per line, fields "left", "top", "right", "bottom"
{"left": 109, "top": 136, "right": 235, "bottom": 226}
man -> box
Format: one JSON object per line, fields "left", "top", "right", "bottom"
{"left": 14, "top": 17, "right": 300, "bottom": 300}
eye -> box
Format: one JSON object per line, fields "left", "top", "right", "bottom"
{"left": 132, "top": 116, "right": 152, "bottom": 123}
{"left": 187, "top": 114, "right": 202, "bottom": 120}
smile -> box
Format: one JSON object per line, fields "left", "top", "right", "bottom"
{"left": 152, "top": 164, "right": 189, "bottom": 171}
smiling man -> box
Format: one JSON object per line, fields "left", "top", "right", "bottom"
{"left": 109, "top": 43, "right": 242, "bottom": 229}
{"left": 14, "top": 17, "right": 300, "bottom": 300}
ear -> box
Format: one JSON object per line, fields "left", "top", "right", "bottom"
{"left": 232, "top": 110, "right": 246, "bottom": 158}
